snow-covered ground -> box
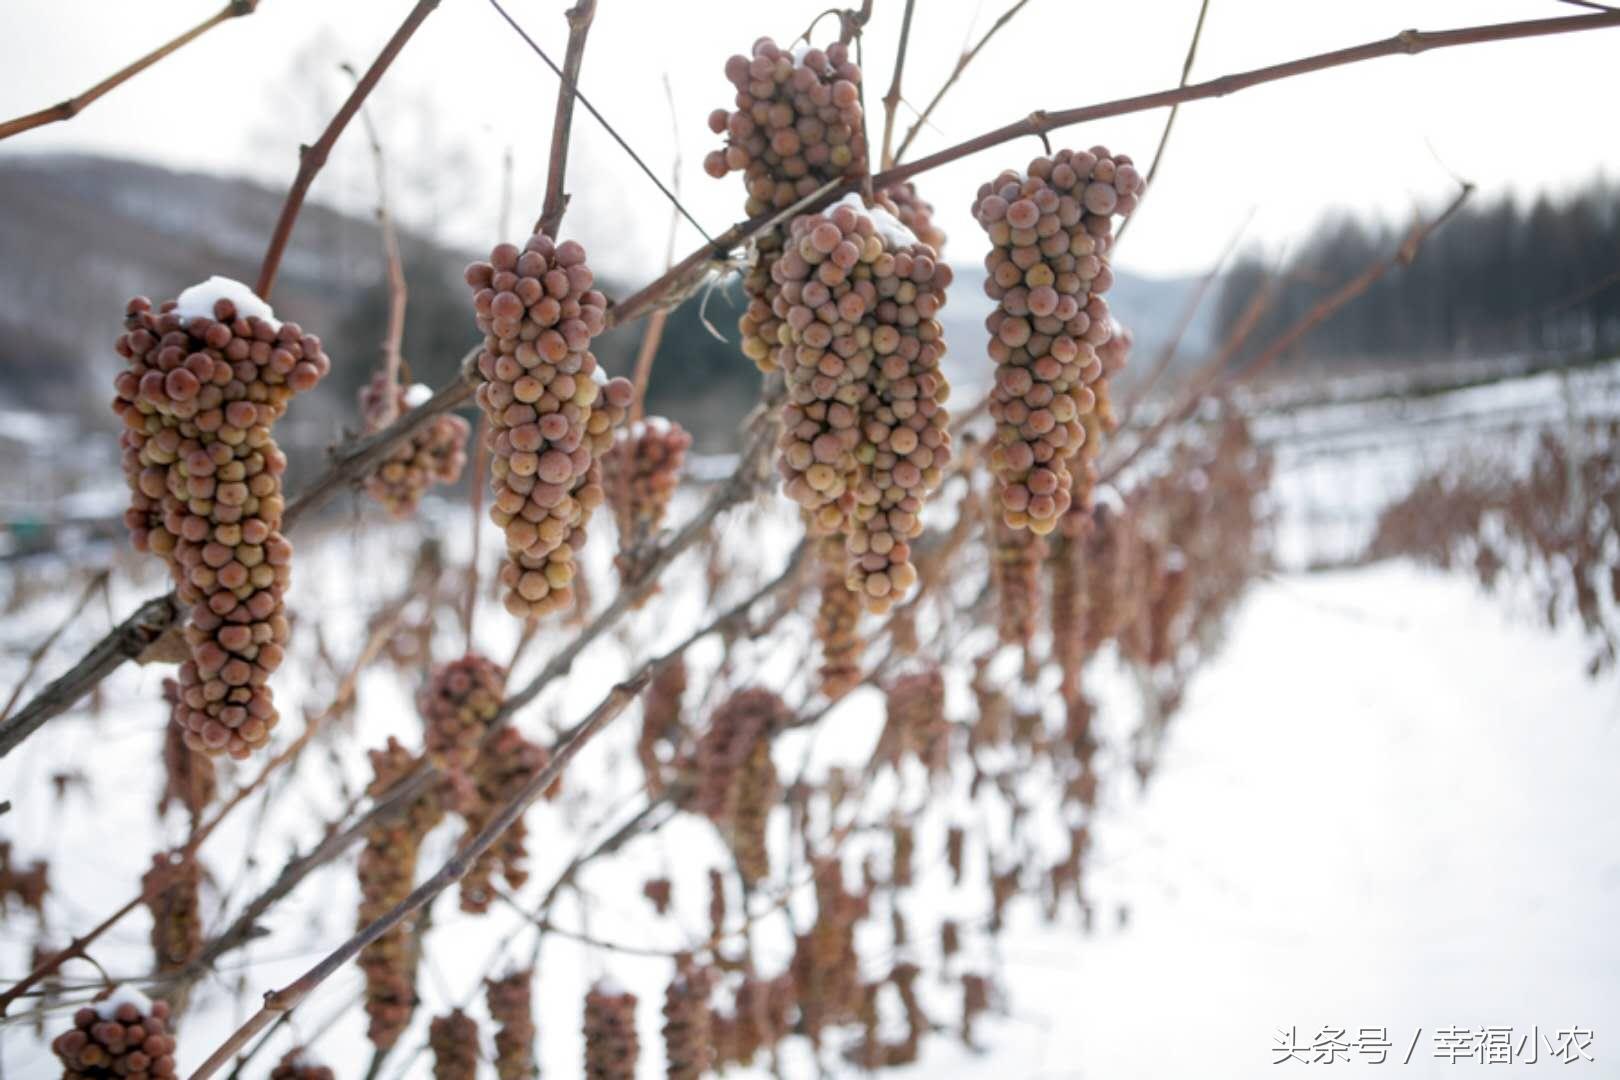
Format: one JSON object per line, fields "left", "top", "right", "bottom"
{"left": 3, "top": 359, "right": 1619, "bottom": 1077}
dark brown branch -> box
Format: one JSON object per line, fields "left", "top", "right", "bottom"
{"left": 0, "top": 2, "right": 258, "bottom": 142}
{"left": 892, "top": 0, "right": 1032, "bottom": 164}
{"left": 878, "top": 0, "right": 918, "bottom": 171}
{"left": 536, "top": 0, "right": 597, "bottom": 237}
{"left": 256, "top": 0, "right": 441, "bottom": 300}
{"left": 185, "top": 677, "right": 649, "bottom": 1080}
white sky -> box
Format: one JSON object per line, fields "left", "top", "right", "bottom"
{"left": 2, "top": 0, "right": 1617, "bottom": 282}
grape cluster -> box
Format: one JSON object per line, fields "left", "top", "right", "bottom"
{"left": 269, "top": 1051, "right": 335, "bottom": 1080}
{"left": 456, "top": 727, "right": 554, "bottom": 913}
{"left": 662, "top": 962, "right": 716, "bottom": 1080}
{"left": 878, "top": 666, "right": 947, "bottom": 771}
{"left": 141, "top": 854, "right": 201, "bottom": 973}
{"left": 812, "top": 534, "right": 863, "bottom": 697}
{"left": 114, "top": 287, "right": 329, "bottom": 757}
{"left": 971, "top": 147, "right": 1143, "bottom": 533}
{"left": 704, "top": 37, "right": 867, "bottom": 214}
{"left": 429, "top": 1009, "right": 479, "bottom": 1080}
{"left": 487, "top": 970, "right": 536, "bottom": 1080}
{"left": 358, "top": 371, "right": 470, "bottom": 518}
{"left": 0, "top": 842, "right": 46, "bottom": 915}
{"left": 602, "top": 417, "right": 692, "bottom": 585}
{"left": 583, "top": 980, "right": 639, "bottom": 1080}
{"left": 52, "top": 990, "right": 177, "bottom": 1079}
{"left": 418, "top": 652, "right": 506, "bottom": 781}
{"left": 357, "top": 738, "right": 446, "bottom": 1049}
{"left": 466, "top": 235, "right": 634, "bottom": 618}
{"left": 771, "top": 199, "right": 954, "bottom": 609}
{"left": 637, "top": 657, "right": 686, "bottom": 796}
{"left": 993, "top": 519, "right": 1047, "bottom": 650}
{"left": 790, "top": 858, "right": 866, "bottom": 1043}
{"left": 158, "top": 683, "right": 215, "bottom": 823}
{"left": 693, "top": 688, "right": 789, "bottom": 885}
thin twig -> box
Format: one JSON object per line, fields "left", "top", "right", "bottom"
{"left": 0, "top": 570, "right": 107, "bottom": 724}
{"left": 486, "top": 0, "right": 713, "bottom": 244}
{"left": 342, "top": 61, "right": 409, "bottom": 392}
{"left": 893, "top": 0, "right": 1032, "bottom": 164}
{"left": 0, "top": 1, "right": 259, "bottom": 142}
{"left": 536, "top": 0, "right": 597, "bottom": 238}
{"left": 256, "top": 0, "right": 441, "bottom": 300}
{"left": 879, "top": 0, "right": 918, "bottom": 171}
{"left": 1115, "top": 0, "right": 1211, "bottom": 244}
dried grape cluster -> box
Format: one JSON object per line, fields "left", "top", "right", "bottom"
{"left": 270, "top": 1052, "right": 335, "bottom": 1080}
{"left": 158, "top": 684, "right": 215, "bottom": 824}
{"left": 877, "top": 666, "right": 948, "bottom": 772}
{"left": 141, "top": 854, "right": 201, "bottom": 973}
{"left": 357, "top": 738, "right": 446, "bottom": 1049}
{"left": 487, "top": 970, "right": 536, "bottom": 1080}
{"left": 662, "top": 962, "right": 715, "bottom": 1080}
{"left": 466, "top": 234, "right": 634, "bottom": 618}
{"left": 358, "top": 371, "right": 470, "bottom": 518}
{"left": 419, "top": 652, "right": 506, "bottom": 780}
{"left": 114, "top": 283, "right": 329, "bottom": 757}
{"left": 813, "top": 533, "right": 863, "bottom": 696}
{"left": 972, "top": 147, "right": 1143, "bottom": 533}
{"left": 430, "top": 1009, "right": 479, "bottom": 1080}
{"left": 771, "top": 199, "right": 954, "bottom": 609}
{"left": 704, "top": 37, "right": 867, "bottom": 214}
{"left": 603, "top": 417, "right": 692, "bottom": 585}
{"left": 693, "top": 688, "right": 790, "bottom": 885}
{"left": 455, "top": 726, "right": 554, "bottom": 913}
{"left": 638, "top": 656, "right": 686, "bottom": 796}
{"left": 583, "top": 980, "right": 639, "bottom": 1080}
{"left": 52, "top": 990, "right": 177, "bottom": 1079}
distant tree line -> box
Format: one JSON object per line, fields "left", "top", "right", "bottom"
{"left": 1216, "top": 176, "right": 1620, "bottom": 367}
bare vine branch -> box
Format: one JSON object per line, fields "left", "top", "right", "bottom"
{"left": 878, "top": 0, "right": 918, "bottom": 171}
{"left": 892, "top": 0, "right": 1032, "bottom": 164}
{"left": 0, "top": 1, "right": 259, "bottom": 142}
{"left": 256, "top": 0, "right": 441, "bottom": 300}
{"left": 536, "top": 0, "right": 598, "bottom": 237}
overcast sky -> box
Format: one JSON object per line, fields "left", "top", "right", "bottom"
{"left": 3, "top": 0, "right": 1617, "bottom": 283}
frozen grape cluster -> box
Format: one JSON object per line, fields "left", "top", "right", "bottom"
{"left": 584, "top": 980, "right": 639, "bottom": 1080}
{"left": 52, "top": 988, "right": 177, "bottom": 1079}
{"left": 704, "top": 36, "right": 867, "bottom": 214}
{"left": 114, "top": 281, "right": 329, "bottom": 757}
{"left": 771, "top": 197, "right": 954, "bottom": 610}
{"left": 603, "top": 417, "right": 692, "bottom": 586}
{"left": 358, "top": 371, "right": 470, "bottom": 518}
{"left": 972, "top": 147, "right": 1143, "bottom": 533}
{"left": 466, "top": 235, "right": 634, "bottom": 619}
{"left": 418, "top": 652, "right": 506, "bottom": 781}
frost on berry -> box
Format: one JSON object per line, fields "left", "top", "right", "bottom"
{"left": 972, "top": 146, "right": 1144, "bottom": 534}
{"left": 466, "top": 234, "right": 634, "bottom": 619}
{"left": 51, "top": 989, "right": 177, "bottom": 1079}
{"left": 358, "top": 371, "right": 470, "bottom": 518}
{"left": 602, "top": 417, "right": 692, "bottom": 590}
{"left": 356, "top": 738, "right": 446, "bottom": 1049}
{"left": 429, "top": 1009, "right": 480, "bottom": 1080}
{"left": 487, "top": 970, "right": 536, "bottom": 1080}
{"left": 583, "top": 979, "right": 639, "bottom": 1080}
{"left": 114, "top": 286, "right": 328, "bottom": 758}
{"left": 690, "top": 688, "right": 789, "bottom": 886}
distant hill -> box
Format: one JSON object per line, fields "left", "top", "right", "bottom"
{"left": 0, "top": 153, "right": 1212, "bottom": 454}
